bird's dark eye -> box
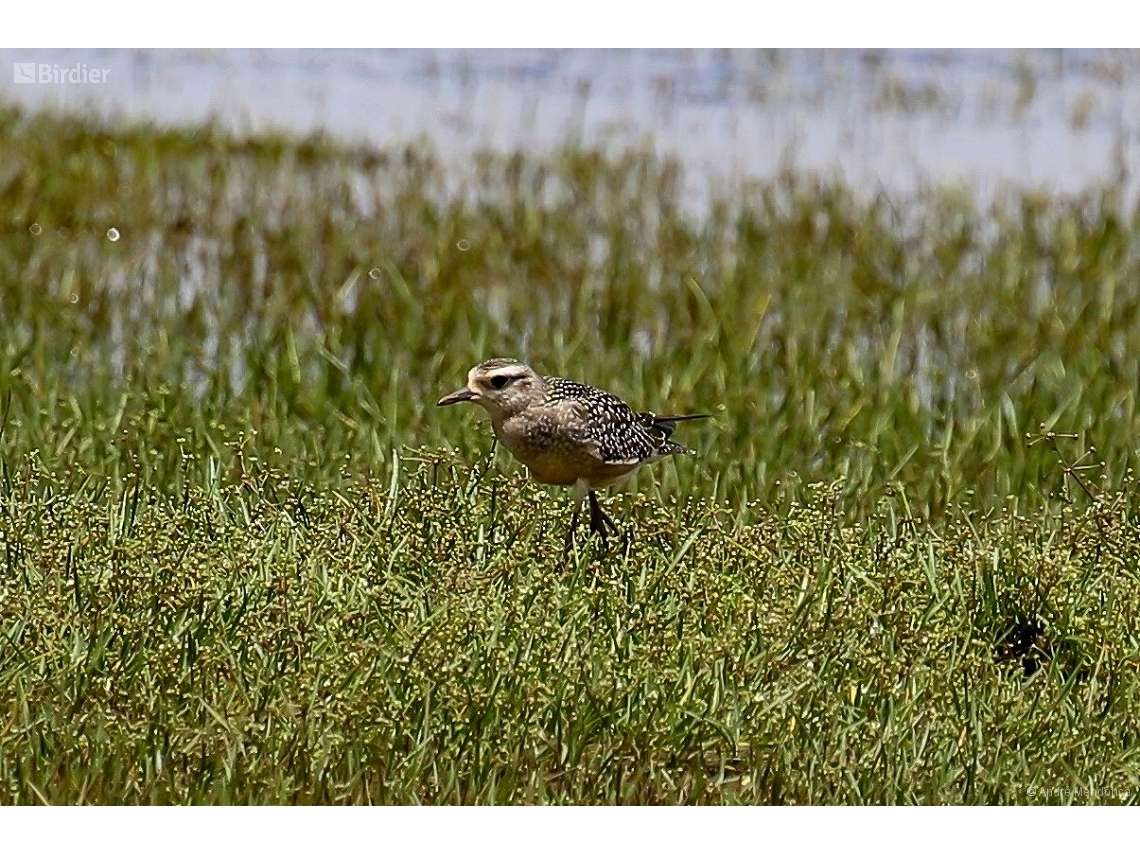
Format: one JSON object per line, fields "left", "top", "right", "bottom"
{"left": 490, "top": 375, "right": 510, "bottom": 389}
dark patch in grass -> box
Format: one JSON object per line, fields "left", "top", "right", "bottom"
{"left": 994, "top": 615, "right": 1053, "bottom": 677}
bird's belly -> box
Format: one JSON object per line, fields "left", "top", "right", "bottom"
{"left": 502, "top": 437, "right": 594, "bottom": 485}
{"left": 494, "top": 414, "right": 620, "bottom": 486}
{"left": 525, "top": 456, "right": 589, "bottom": 486}
{"left": 528, "top": 454, "right": 639, "bottom": 487}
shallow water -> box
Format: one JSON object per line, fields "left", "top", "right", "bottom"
{"left": 3, "top": 49, "right": 1138, "bottom": 204}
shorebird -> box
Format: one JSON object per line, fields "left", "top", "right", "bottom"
{"left": 437, "top": 358, "right": 707, "bottom": 547}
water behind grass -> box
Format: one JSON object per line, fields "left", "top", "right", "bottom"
{"left": 3, "top": 49, "right": 1139, "bottom": 206}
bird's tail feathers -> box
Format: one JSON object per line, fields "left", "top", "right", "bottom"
{"left": 641, "top": 412, "right": 710, "bottom": 440}
{"left": 653, "top": 413, "right": 710, "bottom": 425}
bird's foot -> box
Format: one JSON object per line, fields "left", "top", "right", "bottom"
{"left": 588, "top": 491, "right": 622, "bottom": 548}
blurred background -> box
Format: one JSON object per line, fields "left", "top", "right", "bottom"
{"left": 3, "top": 49, "right": 1140, "bottom": 517}
{"left": 3, "top": 49, "right": 1139, "bottom": 204}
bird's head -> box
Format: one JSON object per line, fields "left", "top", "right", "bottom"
{"left": 437, "top": 358, "right": 545, "bottom": 420}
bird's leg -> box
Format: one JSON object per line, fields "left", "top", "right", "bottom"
{"left": 564, "top": 483, "right": 587, "bottom": 554}
{"left": 588, "top": 491, "right": 621, "bottom": 545}
{"left": 564, "top": 506, "right": 580, "bottom": 554}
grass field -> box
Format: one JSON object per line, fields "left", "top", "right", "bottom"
{"left": 1, "top": 103, "right": 1139, "bottom": 804}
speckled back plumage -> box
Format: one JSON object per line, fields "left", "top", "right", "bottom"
{"left": 542, "top": 376, "right": 691, "bottom": 465}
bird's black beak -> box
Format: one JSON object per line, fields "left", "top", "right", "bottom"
{"left": 437, "top": 387, "right": 476, "bottom": 406}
